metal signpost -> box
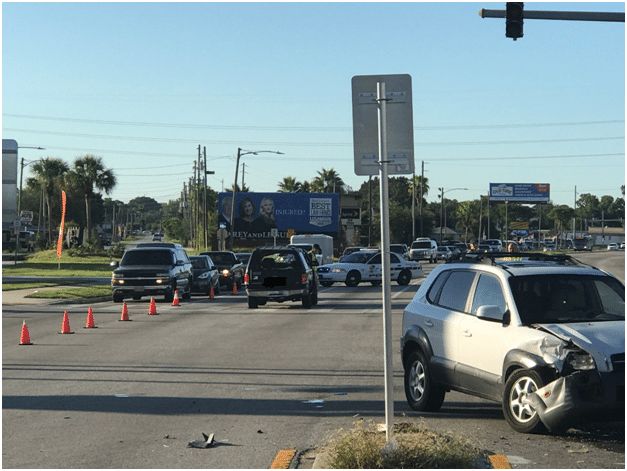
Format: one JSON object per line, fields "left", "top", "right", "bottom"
{"left": 352, "top": 74, "right": 414, "bottom": 440}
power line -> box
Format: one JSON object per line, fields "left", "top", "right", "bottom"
{"left": 3, "top": 113, "right": 623, "bottom": 132}
{"left": 4, "top": 127, "right": 623, "bottom": 147}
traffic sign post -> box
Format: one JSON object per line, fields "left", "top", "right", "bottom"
{"left": 352, "top": 74, "right": 414, "bottom": 440}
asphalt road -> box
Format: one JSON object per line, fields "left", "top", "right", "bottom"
{"left": 2, "top": 251, "right": 624, "bottom": 468}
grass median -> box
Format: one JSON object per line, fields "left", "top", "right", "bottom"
{"left": 2, "top": 250, "right": 113, "bottom": 299}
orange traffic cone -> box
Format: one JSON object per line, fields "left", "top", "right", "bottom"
{"left": 119, "top": 302, "right": 131, "bottom": 321}
{"left": 209, "top": 285, "right": 215, "bottom": 300}
{"left": 148, "top": 297, "right": 158, "bottom": 315}
{"left": 172, "top": 290, "right": 180, "bottom": 306}
{"left": 59, "top": 311, "right": 74, "bottom": 334}
{"left": 84, "top": 306, "right": 97, "bottom": 328}
{"left": 232, "top": 283, "right": 238, "bottom": 295}
{"left": 19, "top": 320, "right": 32, "bottom": 345}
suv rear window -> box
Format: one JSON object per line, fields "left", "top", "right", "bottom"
{"left": 411, "top": 241, "right": 431, "bottom": 249}
{"left": 121, "top": 250, "right": 173, "bottom": 266}
{"left": 435, "top": 270, "right": 476, "bottom": 312}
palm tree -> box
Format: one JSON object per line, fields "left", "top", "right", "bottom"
{"left": 31, "top": 158, "right": 69, "bottom": 244}
{"left": 65, "top": 155, "right": 116, "bottom": 239}
{"left": 278, "top": 176, "right": 303, "bottom": 193}
{"left": 311, "top": 168, "right": 345, "bottom": 194}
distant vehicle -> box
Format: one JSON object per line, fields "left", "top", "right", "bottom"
{"left": 436, "top": 246, "right": 453, "bottom": 262}
{"left": 244, "top": 246, "right": 318, "bottom": 309}
{"left": 572, "top": 237, "right": 593, "bottom": 252}
{"left": 607, "top": 243, "right": 619, "bottom": 251}
{"left": 110, "top": 245, "right": 193, "bottom": 302}
{"left": 199, "top": 251, "right": 244, "bottom": 290}
{"left": 476, "top": 244, "right": 492, "bottom": 254}
{"left": 189, "top": 255, "right": 220, "bottom": 296}
{"left": 483, "top": 239, "right": 503, "bottom": 252}
{"left": 409, "top": 238, "right": 437, "bottom": 264}
{"left": 317, "top": 250, "right": 423, "bottom": 287}
{"left": 390, "top": 244, "right": 410, "bottom": 260}
{"left": 443, "top": 245, "right": 461, "bottom": 260}
{"left": 235, "top": 253, "right": 251, "bottom": 266}
{"left": 621, "top": 242, "right": 625, "bottom": 250}
{"left": 290, "top": 234, "right": 334, "bottom": 265}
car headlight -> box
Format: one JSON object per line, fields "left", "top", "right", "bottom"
{"left": 222, "top": 269, "right": 230, "bottom": 277}
{"left": 156, "top": 273, "right": 170, "bottom": 284}
{"left": 197, "top": 272, "right": 209, "bottom": 280}
{"left": 566, "top": 352, "right": 596, "bottom": 371}
{"left": 331, "top": 268, "right": 346, "bottom": 273}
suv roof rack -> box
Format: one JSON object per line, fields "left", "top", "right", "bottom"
{"left": 453, "top": 251, "right": 585, "bottom": 267}
{"left": 136, "top": 242, "right": 183, "bottom": 249}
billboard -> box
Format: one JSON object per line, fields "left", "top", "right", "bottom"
{"left": 218, "top": 192, "right": 339, "bottom": 239}
{"left": 489, "top": 183, "right": 550, "bottom": 203}
{"left": 2, "top": 139, "right": 18, "bottom": 225}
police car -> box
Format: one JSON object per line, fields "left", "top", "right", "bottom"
{"left": 317, "top": 249, "right": 423, "bottom": 287}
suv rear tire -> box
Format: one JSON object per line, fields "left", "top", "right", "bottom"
{"left": 404, "top": 350, "right": 445, "bottom": 412}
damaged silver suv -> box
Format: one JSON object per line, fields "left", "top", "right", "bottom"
{"left": 401, "top": 253, "right": 624, "bottom": 433}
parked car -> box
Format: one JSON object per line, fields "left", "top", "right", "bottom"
{"left": 235, "top": 252, "right": 252, "bottom": 266}
{"left": 409, "top": 238, "right": 437, "bottom": 264}
{"left": 476, "top": 244, "right": 493, "bottom": 254}
{"left": 607, "top": 243, "right": 619, "bottom": 251}
{"left": 199, "top": 251, "right": 244, "bottom": 290}
{"left": 244, "top": 246, "right": 318, "bottom": 309}
{"left": 390, "top": 244, "right": 410, "bottom": 260}
{"left": 189, "top": 255, "right": 220, "bottom": 296}
{"left": 317, "top": 249, "right": 423, "bottom": 287}
{"left": 110, "top": 244, "right": 193, "bottom": 302}
{"left": 401, "top": 252, "right": 624, "bottom": 433}
{"left": 443, "top": 245, "right": 461, "bottom": 260}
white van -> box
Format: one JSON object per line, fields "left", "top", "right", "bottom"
{"left": 290, "top": 234, "right": 334, "bottom": 265}
{"left": 409, "top": 238, "right": 437, "bottom": 263}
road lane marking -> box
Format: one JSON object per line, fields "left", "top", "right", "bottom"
{"left": 489, "top": 455, "right": 512, "bottom": 469}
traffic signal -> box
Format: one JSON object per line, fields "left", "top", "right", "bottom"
{"left": 506, "top": 2, "right": 524, "bottom": 40}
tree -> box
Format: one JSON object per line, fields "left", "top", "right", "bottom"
{"left": 310, "top": 168, "right": 345, "bottom": 194}
{"left": 64, "top": 155, "right": 116, "bottom": 240}
{"left": 30, "top": 157, "right": 69, "bottom": 244}
{"left": 277, "top": 176, "right": 303, "bottom": 193}
{"left": 548, "top": 205, "right": 575, "bottom": 242}
{"left": 455, "top": 200, "right": 478, "bottom": 242}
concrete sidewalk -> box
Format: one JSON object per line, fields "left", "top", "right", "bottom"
{"left": 2, "top": 285, "right": 111, "bottom": 305}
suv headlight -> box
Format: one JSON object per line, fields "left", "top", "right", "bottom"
{"left": 156, "top": 273, "right": 170, "bottom": 284}
{"left": 197, "top": 272, "right": 209, "bottom": 280}
{"left": 566, "top": 351, "right": 596, "bottom": 371}
{"left": 222, "top": 269, "right": 230, "bottom": 277}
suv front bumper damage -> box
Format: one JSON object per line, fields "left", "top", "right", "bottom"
{"left": 523, "top": 370, "right": 625, "bottom": 431}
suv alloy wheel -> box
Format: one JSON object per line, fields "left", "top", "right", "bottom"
{"left": 404, "top": 350, "right": 445, "bottom": 412}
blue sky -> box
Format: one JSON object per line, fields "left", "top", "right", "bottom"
{"left": 2, "top": 2, "right": 625, "bottom": 208}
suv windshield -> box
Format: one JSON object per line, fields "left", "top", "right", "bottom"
{"left": 191, "top": 258, "right": 208, "bottom": 269}
{"left": 509, "top": 274, "right": 625, "bottom": 325}
{"left": 121, "top": 250, "right": 173, "bottom": 266}
{"left": 207, "top": 253, "right": 235, "bottom": 265}
{"left": 411, "top": 241, "right": 431, "bottom": 249}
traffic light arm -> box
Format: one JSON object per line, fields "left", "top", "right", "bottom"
{"left": 480, "top": 8, "right": 625, "bottom": 22}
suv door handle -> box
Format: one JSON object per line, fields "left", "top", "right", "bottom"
{"left": 462, "top": 330, "right": 472, "bottom": 337}
{"left": 424, "top": 320, "right": 434, "bottom": 327}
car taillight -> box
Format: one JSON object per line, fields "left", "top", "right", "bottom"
{"left": 244, "top": 273, "right": 250, "bottom": 283}
{"left": 301, "top": 274, "right": 308, "bottom": 283}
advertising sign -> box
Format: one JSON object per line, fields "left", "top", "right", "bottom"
{"left": 340, "top": 207, "right": 361, "bottom": 226}
{"left": 218, "top": 192, "right": 339, "bottom": 239}
{"left": 489, "top": 183, "right": 550, "bottom": 203}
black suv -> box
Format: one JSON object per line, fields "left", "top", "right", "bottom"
{"left": 200, "top": 251, "right": 244, "bottom": 291}
{"left": 244, "top": 246, "right": 319, "bottom": 309}
{"left": 111, "top": 243, "right": 193, "bottom": 302}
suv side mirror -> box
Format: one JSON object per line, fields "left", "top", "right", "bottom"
{"left": 110, "top": 260, "right": 119, "bottom": 268}
{"left": 476, "top": 305, "right": 504, "bottom": 322}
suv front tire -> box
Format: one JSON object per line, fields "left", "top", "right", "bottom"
{"left": 503, "top": 369, "right": 547, "bottom": 434}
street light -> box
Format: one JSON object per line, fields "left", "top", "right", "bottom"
{"left": 15, "top": 147, "right": 45, "bottom": 264}
{"left": 438, "top": 187, "right": 468, "bottom": 243}
{"left": 229, "top": 148, "right": 283, "bottom": 250}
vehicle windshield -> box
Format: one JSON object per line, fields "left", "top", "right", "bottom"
{"left": 121, "top": 250, "right": 173, "bottom": 266}
{"left": 343, "top": 251, "right": 377, "bottom": 264}
{"left": 191, "top": 258, "right": 208, "bottom": 269}
{"left": 509, "top": 274, "right": 625, "bottom": 324}
{"left": 207, "top": 253, "right": 235, "bottom": 265}
{"left": 411, "top": 241, "right": 431, "bottom": 249}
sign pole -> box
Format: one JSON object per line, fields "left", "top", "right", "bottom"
{"left": 377, "top": 81, "right": 394, "bottom": 441}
